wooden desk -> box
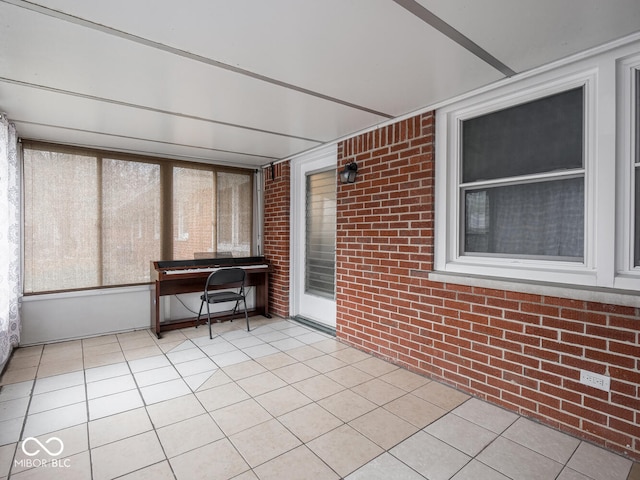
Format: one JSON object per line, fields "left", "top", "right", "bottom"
{"left": 150, "top": 256, "right": 271, "bottom": 338}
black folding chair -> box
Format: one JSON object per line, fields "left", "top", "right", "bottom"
{"left": 196, "top": 268, "right": 249, "bottom": 339}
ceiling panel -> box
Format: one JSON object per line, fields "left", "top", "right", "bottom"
{"left": 418, "top": 0, "right": 640, "bottom": 73}
{"left": 0, "top": 2, "right": 389, "bottom": 142}
{"left": 24, "top": 0, "right": 504, "bottom": 115}
{"left": 0, "top": 82, "right": 319, "bottom": 164}
{"left": 15, "top": 122, "right": 267, "bottom": 166}
{"left": 1, "top": 0, "right": 640, "bottom": 167}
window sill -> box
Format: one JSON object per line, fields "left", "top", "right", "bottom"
{"left": 426, "top": 271, "right": 640, "bottom": 308}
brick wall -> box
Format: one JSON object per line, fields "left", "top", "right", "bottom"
{"left": 263, "top": 161, "right": 291, "bottom": 318}
{"left": 335, "top": 112, "right": 640, "bottom": 460}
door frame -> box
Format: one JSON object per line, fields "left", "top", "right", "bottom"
{"left": 290, "top": 144, "right": 337, "bottom": 329}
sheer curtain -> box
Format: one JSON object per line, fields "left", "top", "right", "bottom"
{"left": 0, "top": 114, "right": 20, "bottom": 370}
{"left": 465, "top": 178, "right": 584, "bottom": 259}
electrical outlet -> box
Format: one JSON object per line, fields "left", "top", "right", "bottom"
{"left": 580, "top": 370, "right": 610, "bottom": 392}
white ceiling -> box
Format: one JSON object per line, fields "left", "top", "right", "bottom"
{"left": 2, "top": 0, "right": 640, "bottom": 168}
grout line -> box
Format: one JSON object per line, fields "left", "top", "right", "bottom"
{"left": 1, "top": 317, "right": 636, "bottom": 479}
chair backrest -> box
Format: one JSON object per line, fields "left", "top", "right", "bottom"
{"left": 205, "top": 267, "right": 246, "bottom": 289}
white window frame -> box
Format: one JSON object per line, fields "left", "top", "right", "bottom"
{"left": 435, "top": 39, "right": 640, "bottom": 293}
{"left": 615, "top": 53, "right": 640, "bottom": 290}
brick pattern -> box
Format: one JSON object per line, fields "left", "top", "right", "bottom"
{"left": 335, "top": 112, "right": 640, "bottom": 461}
{"left": 336, "top": 113, "right": 435, "bottom": 345}
{"left": 262, "top": 161, "right": 291, "bottom": 317}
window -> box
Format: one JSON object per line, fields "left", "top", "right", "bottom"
{"left": 437, "top": 42, "right": 640, "bottom": 292}
{"left": 23, "top": 143, "right": 253, "bottom": 293}
{"left": 461, "top": 88, "right": 585, "bottom": 261}
{"left": 435, "top": 66, "right": 600, "bottom": 287}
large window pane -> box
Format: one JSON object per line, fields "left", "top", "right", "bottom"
{"left": 102, "top": 158, "right": 161, "bottom": 284}
{"left": 305, "top": 170, "right": 336, "bottom": 298}
{"left": 173, "top": 167, "right": 215, "bottom": 259}
{"left": 217, "top": 172, "right": 252, "bottom": 256}
{"left": 462, "top": 87, "right": 583, "bottom": 183}
{"left": 24, "top": 150, "right": 99, "bottom": 292}
{"left": 464, "top": 178, "right": 584, "bottom": 259}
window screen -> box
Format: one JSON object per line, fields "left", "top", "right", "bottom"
{"left": 24, "top": 150, "right": 100, "bottom": 292}
{"left": 462, "top": 88, "right": 584, "bottom": 183}
{"left": 102, "top": 158, "right": 161, "bottom": 284}
{"left": 217, "top": 171, "right": 252, "bottom": 257}
{"left": 173, "top": 167, "right": 215, "bottom": 260}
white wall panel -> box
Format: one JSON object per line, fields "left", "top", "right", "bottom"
{"left": 21, "top": 287, "right": 151, "bottom": 345}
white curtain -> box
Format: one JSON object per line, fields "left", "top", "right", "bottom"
{"left": 0, "top": 114, "right": 20, "bottom": 370}
{"left": 464, "top": 178, "right": 584, "bottom": 259}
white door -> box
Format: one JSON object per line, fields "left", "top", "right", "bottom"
{"left": 290, "top": 145, "right": 337, "bottom": 328}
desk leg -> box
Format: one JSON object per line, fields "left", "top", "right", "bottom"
{"left": 151, "top": 281, "right": 162, "bottom": 339}
{"left": 263, "top": 272, "right": 271, "bottom": 318}
{"left": 253, "top": 272, "right": 271, "bottom": 318}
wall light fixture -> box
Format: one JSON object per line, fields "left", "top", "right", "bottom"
{"left": 339, "top": 162, "right": 358, "bottom": 184}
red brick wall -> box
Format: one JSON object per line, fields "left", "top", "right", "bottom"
{"left": 335, "top": 112, "right": 640, "bottom": 460}
{"left": 263, "top": 162, "right": 290, "bottom": 317}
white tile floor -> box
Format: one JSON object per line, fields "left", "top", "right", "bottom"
{"left": 0, "top": 316, "right": 637, "bottom": 480}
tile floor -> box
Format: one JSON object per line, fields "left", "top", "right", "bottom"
{"left": 0, "top": 316, "right": 637, "bottom": 480}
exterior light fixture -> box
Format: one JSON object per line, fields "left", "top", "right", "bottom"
{"left": 339, "top": 162, "right": 358, "bottom": 184}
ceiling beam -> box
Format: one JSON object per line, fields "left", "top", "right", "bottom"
{"left": 393, "top": 0, "right": 516, "bottom": 77}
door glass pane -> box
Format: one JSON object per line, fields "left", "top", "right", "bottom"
{"left": 217, "top": 172, "right": 252, "bottom": 256}
{"left": 102, "top": 158, "right": 161, "bottom": 284}
{"left": 462, "top": 87, "right": 584, "bottom": 182}
{"left": 173, "top": 167, "right": 215, "bottom": 259}
{"left": 305, "top": 170, "right": 336, "bottom": 298}
{"left": 23, "top": 149, "right": 99, "bottom": 292}
{"left": 464, "top": 177, "right": 584, "bottom": 259}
